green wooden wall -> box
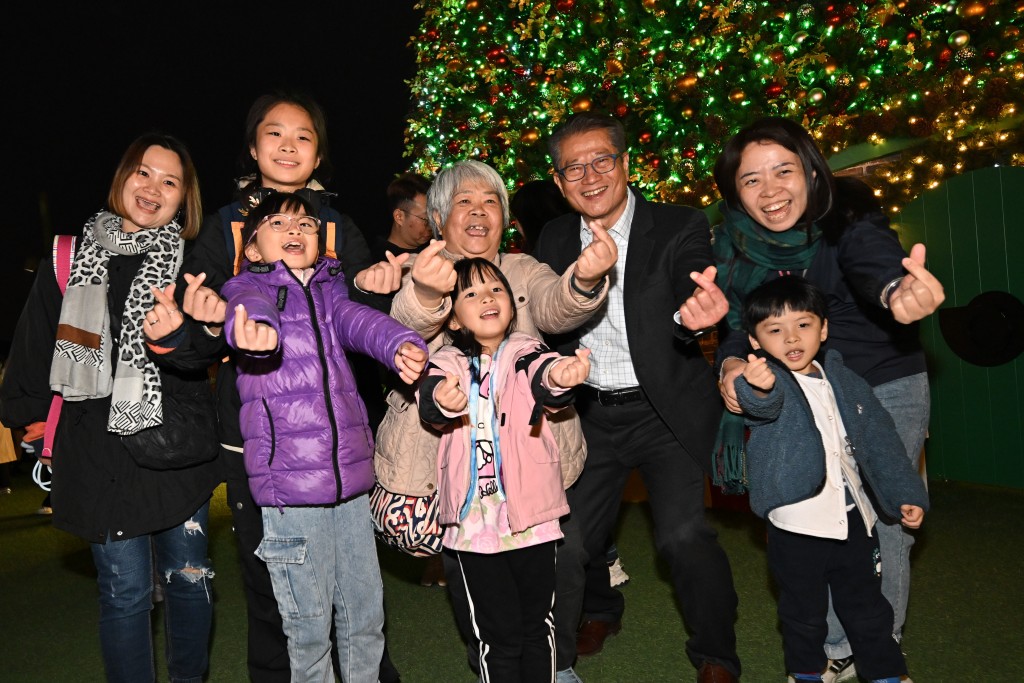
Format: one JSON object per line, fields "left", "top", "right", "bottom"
{"left": 894, "top": 166, "right": 1024, "bottom": 489}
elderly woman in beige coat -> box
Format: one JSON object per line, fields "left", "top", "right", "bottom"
{"left": 374, "top": 159, "right": 615, "bottom": 682}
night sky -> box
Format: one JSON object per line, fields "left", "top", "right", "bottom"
{"left": 4, "top": 3, "right": 424, "bottom": 352}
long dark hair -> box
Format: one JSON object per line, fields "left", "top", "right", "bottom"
{"left": 713, "top": 117, "right": 835, "bottom": 233}
{"left": 445, "top": 258, "right": 518, "bottom": 380}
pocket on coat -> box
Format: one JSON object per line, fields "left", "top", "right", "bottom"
{"left": 255, "top": 537, "right": 325, "bottom": 619}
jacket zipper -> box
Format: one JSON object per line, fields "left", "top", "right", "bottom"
{"left": 262, "top": 397, "right": 277, "bottom": 467}
{"left": 296, "top": 268, "right": 343, "bottom": 502}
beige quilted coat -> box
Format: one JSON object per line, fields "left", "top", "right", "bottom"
{"left": 373, "top": 250, "right": 608, "bottom": 497}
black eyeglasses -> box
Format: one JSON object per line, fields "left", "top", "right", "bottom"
{"left": 404, "top": 209, "right": 428, "bottom": 223}
{"left": 555, "top": 153, "right": 623, "bottom": 182}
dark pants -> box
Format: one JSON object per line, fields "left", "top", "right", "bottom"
{"left": 572, "top": 394, "right": 740, "bottom": 676}
{"left": 444, "top": 510, "right": 586, "bottom": 672}
{"left": 226, "top": 451, "right": 402, "bottom": 683}
{"left": 456, "top": 542, "right": 557, "bottom": 683}
{"left": 767, "top": 512, "right": 907, "bottom": 681}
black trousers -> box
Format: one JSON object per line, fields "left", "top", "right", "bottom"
{"left": 767, "top": 512, "right": 907, "bottom": 680}
{"left": 456, "top": 542, "right": 557, "bottom": 683}
{"left": 571, "top": 395, "right": 740, "bottom": 676}
{"left": 444, "top": 508, "right": 586, "bottom": 672}
{"left": 225, "top": 449, "right": 401, "bottom": 683}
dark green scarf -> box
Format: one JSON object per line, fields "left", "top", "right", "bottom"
{"left": 711, "top": 201, "right": 823, "bottom": 494}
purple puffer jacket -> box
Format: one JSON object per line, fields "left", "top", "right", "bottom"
{"left": 223, "top": 257, "right": 427, "bottom": 508}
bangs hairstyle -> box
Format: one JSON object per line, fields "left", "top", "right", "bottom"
{"left": 240, "top": 190, "right": 319, "bottom": 247}
{"left": 547, "top": 111, "right": 626, "bottom": 170}
{"left": 713, "top": 117, "right": 835, "bottom": 231}
{"left": 445, "top": 258, "right": 518, "bottom": 367}
{"left": 240, "top": 90, "right": 332, "bottom": 185}
{"left": 107, "top": 133, "right": 203, "bottom": 239}
{"left": 741, "top": 276, "right": 828, "bottom": 334}
{"left": 426, "top": 160, "right": 510, "bottom": 238}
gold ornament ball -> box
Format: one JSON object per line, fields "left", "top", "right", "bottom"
{"left": 571, "top": 95, "right": 593, "bottom": 112}
{"left": 948, "top": 30, "right": 971, "bottom": 48}
{"left": 466, "top": 0, "right": 480, "bottom": 9}
{"left": 681, "top": 104, "right": 696, "bottom": 119}
{"left": 642, "top": 0, "right": 658, "bottom": 9}
{"left": 690, "top": 35, "right": 706, "bottom": 48}
{"left": 808, "top": 87, "right": 827, "bottom": 104}
{"left": 856, "top": 75, "right": 871, "bottom": 90}
{"left": 521, "top": 128, "right": 540, "bottom": 145}
{"left": 793, "top": 31, "right": 809, "bottom": 45}
{"left": 447, "top": 59, "right": 463, "bottom": 72}
{"left": 956, "top": 0, "right": 986, "bottom": 17}
{"left": 728, "top": 87, "right": 747, "bottom": 103}
{"left": 824, "top": 59, "right": 838, "bottom": 75}
{"left": 674, "top": 72, "right": 699, "bottom": 92}
{"left": 606, "top": 58, "right": 624, "bottom": 76}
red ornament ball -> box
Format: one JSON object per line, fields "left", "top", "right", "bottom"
{"left": 639, "top": 130, "right": 653, "bottom": 144}
{"left": 555, "top": 0, "right": 575, "bottom": 11}
{"left": 765, "top": 82, "right": 785, "bottom": 99}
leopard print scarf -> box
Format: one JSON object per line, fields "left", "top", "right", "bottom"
{"left": 49, "top": 211, "right": 184, "bottom": 436}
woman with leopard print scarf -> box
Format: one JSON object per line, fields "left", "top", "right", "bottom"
{"left": 0, "top": 133, "right": 224, "bottom": 683}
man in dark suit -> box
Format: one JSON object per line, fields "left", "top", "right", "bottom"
{"left": 533, "top": 112, "right": 741, "bottom": 683}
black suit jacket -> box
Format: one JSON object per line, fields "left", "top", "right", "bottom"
{"left": 533, "top": 188, "right": 723, "bottom": 473}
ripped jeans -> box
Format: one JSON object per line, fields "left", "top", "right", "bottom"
{"left": 91, "top": 500, "right": 214, "bottom": 683}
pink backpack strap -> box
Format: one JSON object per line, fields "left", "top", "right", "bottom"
{"left": 43, "top": 235, "right": 76, "bottom": 459}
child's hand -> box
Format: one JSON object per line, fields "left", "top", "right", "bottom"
{"left": 548, "top": 349, "right": 592, "bottom": 389}
{"left": 395, "top": 341, "right": 427, "bottom": 384}
{"left": 355, "top": 251, "right": 410, "bottom": 295}
{"left": 434, "top": 372, "right": 468, "bottom": 413}
{"left": 233, "top": 304, "right": 278, "bottom": 352}
{"left": 182, "top": 272, "right": 227, "bottom": 326}
{"left": 742, "top": 353, "right": 775, "bottom": 392}
{"left": 144, "top": 283, "right": 184, "bottom": 340}
{"left": 900, "top": 504, "right": 924, "bottom": 529}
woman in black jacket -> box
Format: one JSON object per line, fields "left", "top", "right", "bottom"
{"left": 0, "top": 133, "right": 223, "bottom": 683}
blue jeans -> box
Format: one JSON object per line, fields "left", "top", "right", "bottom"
{"left": 825, "top": 372, "right": 929, "bottom": 659}
{"left": 91, "top": 501, "right": 214, "bottom": 683}
{"left": 257, "top": 495, "right": 385, "bottom": 683}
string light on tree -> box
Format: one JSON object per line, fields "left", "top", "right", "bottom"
{"left": 404, "top": 0, "right": 1024, "bottom": 215}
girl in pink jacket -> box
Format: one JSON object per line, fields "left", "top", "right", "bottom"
{"left": 417, "top": 257, "right": 590, "bottom": 683}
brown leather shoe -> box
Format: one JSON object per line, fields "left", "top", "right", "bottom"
{"left": 697, "top": 661, "right": 738, "bottom": 683}
{"left": 575, "top": 618, "right": 622, "bottom": 657}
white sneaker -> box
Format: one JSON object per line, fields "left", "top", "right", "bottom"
{"left": 608, "top": 557, "right": 630, "bottom": 587}
{"left": 821, "top": 657, "right": 857, "bottom": 683}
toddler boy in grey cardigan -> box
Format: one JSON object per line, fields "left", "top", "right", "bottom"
{"left": 735, "top": 276, "right": 927, "bottom": 683}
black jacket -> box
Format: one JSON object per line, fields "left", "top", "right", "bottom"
{"left": 533, "top": 189, "right": 723, "bottom": 474}
{"left": 0, "top": 246, "right": 224, "bottom": 542}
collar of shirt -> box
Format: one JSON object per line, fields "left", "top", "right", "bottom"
{"left": 578, "top": 189, "right": 635, "bottom": 247}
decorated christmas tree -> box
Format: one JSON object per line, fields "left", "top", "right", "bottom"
{"left": 404, "top": 0, "right": 1024, "bottom": 214}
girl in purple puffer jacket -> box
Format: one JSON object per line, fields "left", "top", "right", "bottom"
{"left": 222, "top": 191, "right": 427, "bottom": 683}
{"left": 417, "top": 258, "right": 590, "bottom": 683}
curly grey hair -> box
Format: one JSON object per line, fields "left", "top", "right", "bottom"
{"left": 426, "top": 160, "right": 510, "bottom": 238}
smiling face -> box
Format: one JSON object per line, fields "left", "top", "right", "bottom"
{"left": 119, "top": 145, "right": 184, "bottom": 233}
{"left": 552, "top": 128, "right": 630, "bottom": 227}
{"left": 749, "top": 307, "right": 828, "bottom": 375}
{"left": 250, "top": 102, "right": 321, "bottom": 193}
{"left": 244, "top": 204, "right": 320, "bottom": 270}
{"left": 449, "top": 271, "right": 514, "bottom": 355}
{"left": 439, "top": 179, "right": 504, "bottom": 260}
{"left": 735, "top": 141, "right": 812, "bottom": 233}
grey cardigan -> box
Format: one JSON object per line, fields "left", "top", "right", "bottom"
{"left": 735, "top": 349, "right": 929, "bottom": 521}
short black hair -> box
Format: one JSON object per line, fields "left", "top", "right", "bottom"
{"left": 241, "top": 190, "right": 319, "bottom": 247}
{"left": 387, "top": 172, "right": 432, "bottom": 213}
{"left": 741, "top": 276, "right": 828, "bottom": 334}
{"left": 548, "top": 111, "right": 626, "bottom": 170}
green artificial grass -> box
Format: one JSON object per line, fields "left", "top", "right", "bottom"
{"left": 1, "top": 470, "right": 1021, "bottom": 682}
